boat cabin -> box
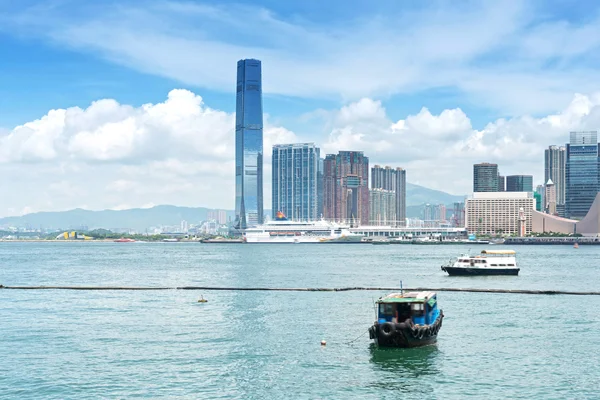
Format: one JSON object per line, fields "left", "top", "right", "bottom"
{"left": 376, "top": 291, "right": 440, "bottom": 326}
{"left": 455, "top": 250, "right": 517, "bottom": 268}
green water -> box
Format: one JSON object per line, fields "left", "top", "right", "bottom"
{"left": 1, "top": 242, "right": 599, "bottom": 399}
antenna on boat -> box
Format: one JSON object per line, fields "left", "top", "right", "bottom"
{"left": 400, "top": 280, "right": 403, "bottom": 296}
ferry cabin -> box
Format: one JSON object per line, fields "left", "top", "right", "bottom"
{"left": 377, "top": 292, "right": 440, "bottom": 326}
{"left": 456, "top": 250, "right": 517, "bottom": 268}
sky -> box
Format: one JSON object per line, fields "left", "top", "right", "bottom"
{"left": 2, "top": 0, "right": 600, "bottom": 217}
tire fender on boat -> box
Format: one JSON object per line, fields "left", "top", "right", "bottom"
{"left": 379, "top": 322, "right": 395, "bottom": 338}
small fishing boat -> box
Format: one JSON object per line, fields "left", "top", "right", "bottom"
{"left": 369, "top": 291, "right": 443, "bottom": 348}
{"left": 441, "top": 250, "right": 519, "bottom": 276}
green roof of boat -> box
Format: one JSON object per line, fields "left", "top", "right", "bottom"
{"left": 376, "top": 291, "right": 436, "bottom": 303}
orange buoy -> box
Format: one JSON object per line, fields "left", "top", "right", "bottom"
{"left": 320, "top": 340, "right": 327, "bottom": 346}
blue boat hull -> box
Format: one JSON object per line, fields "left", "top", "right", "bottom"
{"left": 441, "top": 266, "right": 519, "bottom": 276}
{"left": 369, "top": 313, "right": 443, "bottom": 348}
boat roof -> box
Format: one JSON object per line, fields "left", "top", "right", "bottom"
{"left": 480, "top": 250, "right": 516, "bottom": 255}
{"left": 376, "top": 291, "right": 436, "bottom": 303}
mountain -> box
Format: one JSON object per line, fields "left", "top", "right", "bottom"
{"left": 0, "top": 205, "right": 234, "bottom": 232}
{"left": 0, "top": 184, "right": 465, "bottom": 230}
{"left": 405, "top": 183, "right": 465, "bottom": 206}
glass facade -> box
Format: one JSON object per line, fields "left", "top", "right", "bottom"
{"left": 272, "top": 143, "right": 321, "bottom": 221}
{"left": 506, "top": 175, "right": 533, "bottom": 192}
{"left": 235, "top": 59, "right": 263, "bottom": 229}
{"left": 566, "top": 131, "right": 599, "bottom": 219}
{"left": 473, "top": 163, "right": 498, "bottom": 192}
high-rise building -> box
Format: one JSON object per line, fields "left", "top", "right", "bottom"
{"left": 452, "top": 202, "right": 465, "bottom": 227}
{"left": 498, "top": 175, "right": 505, "bottom": 191}
{"left": 566, "top": 131, "right": 600, "bottom": 219}
{"left": 545, "top": 179, "right": 557, "bottom": 215}
{"left": 323, "top": 151, "right": 369, "bottom": 225}
{"left": 235, "top": 59, "right": 263, "bottom": 229}
{"left": 473, "top": 163, "right": 499, "bottom": 192}
{"left": 207, "top": 210, "right": 227, "bottom": 225}
{"left": 535, "top": 185, "right": 545, "bottom": 212}
{"left": 544, "top": 145, "right": 566, "bottom": 207}
{"left": 272, "top": 143, "right": 321, "bottom": 221}
{"left": 371, "top": 165, "right": 406, "bottom": 226}
{"left": 369, "top": 189, "right": 395, "bottom": 225}
{"left": 506, "top": 175, "right": 533, "bottom": 192}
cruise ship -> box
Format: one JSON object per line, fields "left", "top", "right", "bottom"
{"left": 244, "top": 212, "right": 363, "bottom": 244}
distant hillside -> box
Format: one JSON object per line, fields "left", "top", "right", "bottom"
{"left": 0, "top": 205, "right": 234, "bottom": 232}
{"left": 0, "top": 183, "right": 465, "bottom": 230}
{"left": 406, "top": 183, "right": 465, "bottom": 206}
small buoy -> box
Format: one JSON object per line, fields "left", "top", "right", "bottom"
{"left": 198, "top": 295, "right": 208, "bottom": 303}
{"left": 320, "top": 340, "right": 326, "bottom": 346}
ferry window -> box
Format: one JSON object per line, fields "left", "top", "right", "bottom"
{"left": 491, "top": 264, "right": 498, "bottom": 266}
{"left": 508, "top": 264, "right": 515, "bottom": 266}
{"left": 411, "top": 303, "right": 424, "bottom": 316}
{"left": 499, "top": 264, "right": 506, "bottom": 267}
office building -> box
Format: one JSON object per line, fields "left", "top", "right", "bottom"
{"left": 498, "top": 175, "right": 505, "bottom": 191}
{"left": 473, "top": 163, "right": 499, "bottom": 192}
{"left": 323, "top": 151, "right": 369, "bottom": 225}
{"left": 371, "top": 165, "right": 407, "bottom": 226}
{"left": 545, "top": 179, "right": 557, "bottom": 215}
{"left": 369, "top": 189, "right": 395, "bottom": 225}
{"left": 566, "top": 131, "right": 599, "bottom": 219}
{"left": 465, "top": 192, "right": 535, "bottom": 236}
{"left": 544, "top": 145, "right": 566, "bottom": 208}
{"left": 235, "top": 59, "right": 263, "bottom": 229}
{"left": 452, "top": 202, "right": 465, "bottom": 227}
{"left": 272, "top": 143, "right": 321, "bottom": 221}
{"left": 506, "top": 175, "right": 533, "bottom": 192}
{"left": 207, "top": 210, "right": 227, "bottom": 225}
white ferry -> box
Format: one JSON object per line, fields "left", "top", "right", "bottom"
{"left": 244, "top": 212, "right": 363, "bottom": 244}
{"left": 441, "top": 250, "right": 520, "bottom": 276}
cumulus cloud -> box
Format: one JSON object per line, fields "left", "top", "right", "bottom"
{"left": 1, "top": 89, "right": 599, "bottom": 217}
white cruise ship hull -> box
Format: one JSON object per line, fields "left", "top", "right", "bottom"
{"left": 245, "top": 233, "right": 363, "bottom": 244}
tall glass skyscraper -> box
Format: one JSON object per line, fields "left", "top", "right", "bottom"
{"left": 235, "top": 59, "right": 263, "bottom": 229}
{"left": 272, "top": 143, "right": 321, "bottom": 221}
{"left": 566, "top": 131, "right": 599, "bottom": 219}
{"left": 506, "top": 175, "right": 533, "bottom": 192}
{"left": 473, "top": 163, "right": 499, "bottom": 192}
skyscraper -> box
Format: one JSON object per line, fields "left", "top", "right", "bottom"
{"left": 544, "top": 145, "right": 566, "bottom": 207}
{"left": 369, "top": 188, "right": 395, "bottom": 225}
{"left": 272, "top": 143, "right": 321, "bottom": 221}
{"left": 566, "top": 131, "right": 600, "bottom": 219}
{"left": 473, "top": 163, "right": 499, "bottom": 192}
{"left": 498, "top": 175, "right": 505, "bottom": 191}
{"left": 235, "top": 59, "right": 263, "bottom": 229}
{"left": 506, "top": 175, "right": 533, "bottom": 192}
{"left": 323, "top": 151, "right": 369, "bottom": 225}
{"left": 371, "top": 165, "right": 406, "bottom": 226}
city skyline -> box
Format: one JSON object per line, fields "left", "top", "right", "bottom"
{"left": 2, "top": 2, "right": 600, "bottom": 216}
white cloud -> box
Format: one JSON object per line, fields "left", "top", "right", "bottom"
{"left": 0, "top": 89, "right": 297, "bottom": 217}
{"left": 1, "top": 88, "right": 599, "bottom": 218}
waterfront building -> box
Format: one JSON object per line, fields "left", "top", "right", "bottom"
{"left": 533, "top": 193, "right": 600, "bottom": 235}
{"left": 506, "top": 175, "right": 533, "bottom": 192}
{"left": 371, "top": 165, "right": 407, "bottom": 226}
{"left": 473, "top": 163, "right": 499, "bottom": 192}
{"left": 452, "top": 202, "right": 465, "bottom": 227}
{"left": 235, "top": 59, "right": 264, "bottom": 229}
{"left": 498, "top": 175, "right": 505, "bottom": 191}
{"left": 323, "top": 151, "right": 369, "bottom": 226}
{"left": 545, "top": 179, "right": 557, "bottom": 215}
{"left": 535, "top": 184, "right": 545, "bottom": 212}
{"left": 465, "top": 192, "right": 535, "bottom": 236}
{"left": 544, "top": 145, "right": 566, "bottom": 208}
{"left": 272, "top": 143, "right": 321, "bottom": 221}
{"left": 207, "top": 210, "right": 227, "bottom": 225}
{"left": 369, "top": 188, "right": 395, "bottom": 225}
{"left": 566, "top": 131, "right": 600, "bottom": 219}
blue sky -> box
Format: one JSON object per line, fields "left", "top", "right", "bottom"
{"left": 1, "top": 0, "right": 600, "bottom": 215}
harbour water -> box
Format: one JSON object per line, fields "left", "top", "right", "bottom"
{"left": 1, "top": 242, "right": 599, "bottom": 399}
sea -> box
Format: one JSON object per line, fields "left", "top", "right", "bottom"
{"left": 1, "top": 242, "right": 599, "bottom": 399}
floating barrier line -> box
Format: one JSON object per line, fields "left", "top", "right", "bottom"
{"left": 0, "top": 285, "right": 599, "bottom": 295}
